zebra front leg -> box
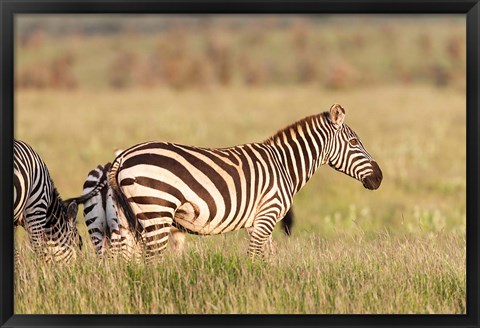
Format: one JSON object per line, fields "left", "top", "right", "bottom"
{"left": 247, "top": 216, "right": 276, "bottom": 260}
{"left": 139, "top": 213, "right": 174, "bottom": 262}
{"left": 23, "top": 213, "right": 47, "bottom": 257}
{"left": 246, "top": 226, "right": 276, "bottom": 256}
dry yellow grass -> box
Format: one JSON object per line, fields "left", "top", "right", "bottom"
{"left": 14, "top": 84, "right": 466, "bottom": 313}
{"left": 15, "top": 231, "right": 465, "bottom": 314}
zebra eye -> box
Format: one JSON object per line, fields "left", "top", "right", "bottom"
{"left": 349, "top": 138, "right": 359, "bottom": 146}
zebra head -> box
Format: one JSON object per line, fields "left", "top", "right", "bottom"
{"left": 326, "top": 103, "right": 383, "bottom": 190}
{"left": 44, "top": 198, "right": 82, "bottom": 263}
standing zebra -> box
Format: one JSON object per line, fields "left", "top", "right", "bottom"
{"left": 14, "top": 140, "right": 82, "bottom": 262}
{"left": 72, "top": 161, "right": 296, "bottom": 260}
{"left": 108, "top": 104, "right": 382, "bottom": 261}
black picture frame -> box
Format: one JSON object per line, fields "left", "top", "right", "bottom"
{"left": 1, "top": 1, "right": 479, "bottom": 327}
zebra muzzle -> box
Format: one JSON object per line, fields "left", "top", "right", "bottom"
{"left": 362, "top": 161, "right": 383, "bottom": 190}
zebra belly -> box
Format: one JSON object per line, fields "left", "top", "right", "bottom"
{"left": 173, "top": 201, "right": 255, "bottom": 235}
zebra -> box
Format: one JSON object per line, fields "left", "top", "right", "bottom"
{"left": 107, "top": 103, "right": 382, "bottom": 261}
{"left": 69, "top": 162, "right": 140, "bottom": 260}
{"left": 71, "top": 161, "right": 296, "bottom": 260}
{"left": 14, "top": 139, "right": 82, "bottom": 263}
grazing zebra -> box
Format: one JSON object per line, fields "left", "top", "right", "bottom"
{"left": 72, "top": 161, "right": 296, "bottom": 260}
{"left": 71, "top": 163, "right": 140, "bottom": 260}
{"left": 107, "top": 104, "right": 382, "bottom": 261}
{"left": 14, "top": 140, "right": 82, "bottom": 262}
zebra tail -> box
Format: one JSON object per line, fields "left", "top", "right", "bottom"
{"left": 64, "top": 175, "right": 108, "bottom": 205}
{"left": 107, "top": 157, "right": 142, "bottom": 239}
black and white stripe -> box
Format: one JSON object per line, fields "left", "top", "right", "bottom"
{"left": 14, "top": 140, "right": 82, "bottom": 262}
{"left": 73, "top": 162, "right": 295, "bottom": 260}
{"left": 107, "top": 104, "right": 382, "bottom": 260}
{"left": 76, "top": 163, "right": 139, "bottom": 260}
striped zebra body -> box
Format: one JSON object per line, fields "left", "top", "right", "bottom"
{"left": 14, "top": 140, "right": 81, "bottom": 262}
{"left": 108, "top": 104, "right": 382, "bottom": 260}
{"left": 76, "top": 162, "right": 295, "bottom": 260}
{"left": 77, "top": 162, "right": 216, "bottom": 259}
{"left": 113, "top": 149, "right": 295, "bottom": 239}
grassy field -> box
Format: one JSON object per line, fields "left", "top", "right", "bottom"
{"left": 15, "top": 232, "right": 465, "bottom": 314}
{"left": 13, "top": 8, "right": 467, "bottom": 316}
{"left": 14, "top": 84, "right": 466, "bottom": 314}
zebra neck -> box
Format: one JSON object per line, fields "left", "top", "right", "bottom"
{"left": 266, "top": 113, "right": 330, "bottom": 195}
{"left": 45, "top": 189, "right": 64, "bottom": 228}
{"left": 45, "top": 199, "right": 70, "bottom": 248}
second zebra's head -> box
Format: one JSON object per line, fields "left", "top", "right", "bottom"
{"left": 56, "top": 199, "right": 83, "bottom": 251}
{"left": 325, "top": 103, "right": 383, "bottom": 190}
{"left": 44, "top": 199, "right": 83, "bottom": 263}
{"left": 65, "top": 201, "right": 83, "bottom": 251}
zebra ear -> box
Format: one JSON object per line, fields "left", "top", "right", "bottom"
{"left": 66, "top": 201, "right": 78, "bottom": 220}
{"left": 329, "top": 103, "right": 345, "bottom": 127}
{"left": 114, "top": 148, "right": 124, "bottom": 157}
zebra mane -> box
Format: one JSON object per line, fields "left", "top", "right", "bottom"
{"left": 265, "top": 112, "right": 328, "bottom": 145}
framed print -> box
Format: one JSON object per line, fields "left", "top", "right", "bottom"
{"left": 1, "top": 1, "right": 479, "bottom": 327}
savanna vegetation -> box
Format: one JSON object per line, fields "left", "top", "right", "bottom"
{"left": 14, "top": 15, "right": 466, "bottom": 314}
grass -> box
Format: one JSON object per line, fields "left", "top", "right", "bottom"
{"left": 12, "top": 17, "right": 468, "bottom": 314}
{"left": 13, "top": 83, "right": 466, "bottom": 314}
{"left": 15, "top": 231, "right": 465, "bottom": 314}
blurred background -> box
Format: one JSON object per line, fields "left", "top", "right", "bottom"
{"left": 14, "top": 14, "right": 466, "bottom": 239}
{"left": 16, "top": 15, "right": 465, "bottom": 90}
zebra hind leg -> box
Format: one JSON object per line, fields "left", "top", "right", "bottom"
{"left": 23, "top": 215, "right": 47, "bottom": 259}
{"left": 169, "top": 227, "right": 186, "bottom": 256}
